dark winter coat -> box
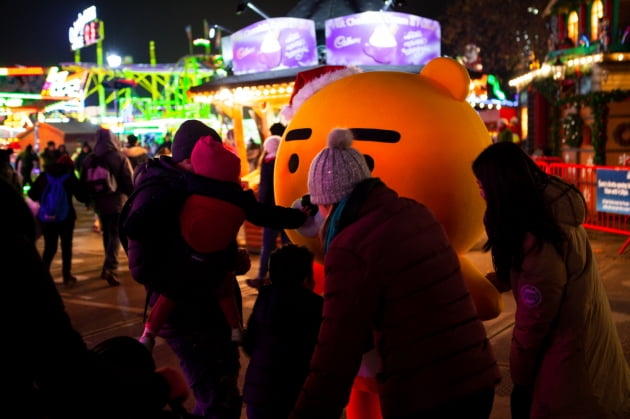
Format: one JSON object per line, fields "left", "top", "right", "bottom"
{"left": 292, "top": 179, "right": 500, "bottom": 418}
{"left": 121, "top": 156, "right": 307, "bottom": 331}
{"left": 1, "top": 179, "right": 171, "bottom": 419}
{"left": 0, "top": 149, "right": 20, "bottom": 192}
{"left": 80, "top": 133, "right": 134, "bottom": 215}
{"left": 243, "top": 284, "right": 323, "bottom": 417}
{"left": 123, "top": 145, "right": 149, "bottom": 169}
{"left": 16, "top": 148, "right": 38, "bottom": 176}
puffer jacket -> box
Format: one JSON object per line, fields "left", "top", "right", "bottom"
{"left": 292, "top": 179, "right": 500, "bottom": 418}
{"left": 122, "top": 156, "right": 307, "bottom": 327}
{"left": 81, "top": 132, "right": 134, "bottom": 215}
{"left": 510, "top": 176, "right": 630, "bottom": 418}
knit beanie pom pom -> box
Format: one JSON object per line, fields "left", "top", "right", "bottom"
{"left": 328, "top": 128, "right": 353, "bottom": 149}
{"left": 308, "top": 127, "right": 371, "bottom": 205}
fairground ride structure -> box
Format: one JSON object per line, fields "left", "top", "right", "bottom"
{"left": 57, "top": 54, "right": 224, "bottom": 135}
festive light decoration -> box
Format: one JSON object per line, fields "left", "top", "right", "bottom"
{"left": 535, "top": 82, "right": 630, "bottom": 164}
{"left": 190, "top": 82, "right": 294, "bottom": 105}
{"left": 487, "top": 74, "right": 506, "bottom": 100}
{"left": 562, "top": 112, "right": 583, "bottom": 147}
{"left": 0, "top": 67, "right": 46, "bottom": 76}
{"left": 613, "top": 121, "right": 630, "bottom": 146}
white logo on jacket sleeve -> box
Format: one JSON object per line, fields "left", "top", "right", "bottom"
{"left": 520, "top": 285, "right": 542, "bottom": 308}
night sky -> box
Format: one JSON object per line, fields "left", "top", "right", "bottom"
{"left": 2, "top": 1, "right": 448, "bottom": 67}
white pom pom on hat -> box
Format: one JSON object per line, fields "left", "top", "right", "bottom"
{"left": 307, "top": 128, "right": 372, "bottom": 205}
{"left": 327, "top": 127, "right": 354, "bottom": 149}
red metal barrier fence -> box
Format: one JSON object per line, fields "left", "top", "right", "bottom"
{"left": 534, "top": 160, "right": 630, "bottom": 254}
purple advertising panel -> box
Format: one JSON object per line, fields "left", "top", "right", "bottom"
{"left": 325, "top": 11, "right": 441, "bottom": 66}
{"left": 231, "top": 18, "right": 318, "bottom": 75}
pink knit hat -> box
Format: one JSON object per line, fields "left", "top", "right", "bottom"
{"left": 191, "top": 135, "right": 241, "bottom": 183}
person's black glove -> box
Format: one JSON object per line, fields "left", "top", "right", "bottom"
{"left": 511, "top": 384, "right": 533, "bottom": 419}
{"left": 301, "top": 194, "right": 318, "bottom": 216}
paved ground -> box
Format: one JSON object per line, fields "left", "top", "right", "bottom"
{"left": 45, "top": 204, "right": 630, "bottom": 418}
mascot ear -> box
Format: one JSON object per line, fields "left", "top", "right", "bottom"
{"left": 420, "top": 57, "right": 470, "bottom": 102}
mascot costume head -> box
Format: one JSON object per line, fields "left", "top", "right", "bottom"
{"left": 274, "top": 57, "right": 502, "bottom": 321}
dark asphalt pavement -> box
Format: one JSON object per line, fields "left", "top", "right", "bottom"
{"left": 42, "top": 203, "right": 630, "bottom": 418}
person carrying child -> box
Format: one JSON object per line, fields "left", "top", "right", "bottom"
{"left": 121, "top": 119, "right": 309, "bottom": 418}
{"left": 139, "top": 135, "right": 249, "bottom": 349}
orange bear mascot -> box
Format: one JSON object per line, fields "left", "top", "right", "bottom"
{"left": 275, "top": 57, "right": 503, "bottom": 418}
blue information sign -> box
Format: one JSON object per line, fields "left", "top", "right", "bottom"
{"left": 596, "top": 169, "right": 630, "bottom": 215}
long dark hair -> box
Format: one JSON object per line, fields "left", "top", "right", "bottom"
{"left": 472, "top": 142, "right": 565, "bottom": 280}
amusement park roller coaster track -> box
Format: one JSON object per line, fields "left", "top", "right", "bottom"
{"left": 60, "top": 55, "right": 220, "bottom": 122}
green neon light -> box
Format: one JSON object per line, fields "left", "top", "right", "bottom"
{"left": 0, "top": 98, "right": 24, "bottom": 106}
{"left": 0, "top": 92, "right": 42, "bottom": 99}
{"left": 193, "top": 38, "right": 211, "bottom": 46}
{"left": 487, "top": 74, "right": 506, "bottom": 101}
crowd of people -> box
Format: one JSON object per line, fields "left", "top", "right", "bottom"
{"left": 3, "top": 117, "right": 629, "bottom": 418}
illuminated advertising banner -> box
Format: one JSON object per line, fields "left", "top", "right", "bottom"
{"left": 41, "top": 67, "right": 88, "bottom": 100}
{"left": 325, "top": 11, "right": 440, "bottom": 66}
{"left": 231, "top": 18, "right": 318, "bottom": 75}
{"left": 69, "top": 6, "right": 104, "bottom": 51}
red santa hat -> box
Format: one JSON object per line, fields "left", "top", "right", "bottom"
{"left": 190, "top": 135, "right": 241, "bottom": 184}
{"left": 280, "top": 65, "right": 363, "bottom": 122}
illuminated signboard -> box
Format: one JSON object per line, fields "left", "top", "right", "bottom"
{"left": 0, "top": 67, "right": 45, "bottom": 76}
{"left": 69, "top": 6, "right": 104, "bottom": 51}
{"left": 41, "top": 67, "right": 88, "bottom": 100}
{"left": 596, "top": 169, "right": 630, "bottom": 215}
{"left": 0, "top": 97, "right": 24, "bottom": 107}
{"left": 325, "top": 11, "right": 440, "bottom": 66}
{"left": 231, "top": 17, "right": 318, "bottom": 75}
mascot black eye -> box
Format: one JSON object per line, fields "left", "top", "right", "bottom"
{"left": 350, "top": 128, "right": 400, "bottom": 143}
{"left": 285, "top": 128, "right": 312, "bottom": 141}
{"left": 363, "top": 154, "right": 375, "bottom": 172}
{"left": 288, "top": 154, "right": 299, "bottom": 173}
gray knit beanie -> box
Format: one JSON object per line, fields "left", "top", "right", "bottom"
{"left": 308, "top": 128, "right": 371, "bottom": 205}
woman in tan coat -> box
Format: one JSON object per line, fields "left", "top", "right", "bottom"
{"left": 473, "top": 142, "right": 630, "bottom": 418}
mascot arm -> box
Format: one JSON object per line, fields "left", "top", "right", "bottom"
{"left": 244, "top": 190, "right": 307, "bottom": 229}
{"left": 459, "top": 255, "right": 503, "bottom": 320}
